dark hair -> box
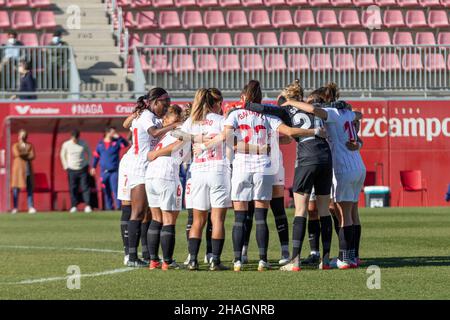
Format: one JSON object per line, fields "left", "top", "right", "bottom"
{"left": 307, "top": 89, "right": 326, "bottom": 104}
{"left": 8, "top": 31, "right": 17, "bottom": 37}
{"left": 323, "top": 82, "right": 340, "bottom": 103}
{"left": 53, "top": 30, "right": 62, "bottom": 37}
{"left": 20, "top": 60, "right": 31, "bottom": 71}
{"left": 71, "top": 129, "right": 80, "bottom": 139}
{"left": 277, "top": 95, "right": 287, "bottom": 106}
{"left": 147, "top": 87, "right": 168, "bottom": 103}
{"left": 105, "top": 126, "right": 116, "bottom": 133}
{"left": 242, "top": 80, "right": 262, "bottom": 104}
{"left": 166, "top": 104, "right": 183, "bottom": 120}
{"left": 133, "top": 95, "right": 148, "bottom": 116}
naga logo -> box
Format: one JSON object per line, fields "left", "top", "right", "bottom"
{"left": 71, "top": 103, "right": 104, "bottom": 115}
{"left": 361, "top": 117, "right": 450, "bottom": 141}
{"left": 15, "top": 105, "right": 31, "bottom": 115}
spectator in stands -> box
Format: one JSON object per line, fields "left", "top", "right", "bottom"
{"left": 91, "top": 127, "right": 129, "bottom": 210}
{"left": 48, "top": 31, "right": 68, "bottom": 46}
{"left": 11, "top": 129, "right": 36, "bottom": 215}
{"left": 1, "top": 31, "right": 24, "bottom": 91}
{"left": 1, "top": 31, "right": 23, "bottom": 63}
{"left": 60, "top": 129, "right": 93, "bottom": 213}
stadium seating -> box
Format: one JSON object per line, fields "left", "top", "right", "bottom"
{"left": 136, "top": 12, "right": 157, "bottom": 30}
{"left": 182, "top": 11, "right": 203, "bottom": 29}
{"left": 219, "top": 54, "right": 240, "bottom": 71}
{"left": 189, "top": 33, "right": 210, "bottom": 46}
{"left": 249, "top": 10, "right": 271, "bottom": 28}
{"left": 357, "top": 53, "right": 378, "bottom": 71}
{"left": 257, "top": 32, "right": 278, "bottom": 46}
{"left": 280, "top": 32, "right": 301, "bottom": 46}
{"left": 265, "top": 54, "right": 287, "bottom": 72}
{"left": 348, "top": 32, "right": 369, "bottom": 45}
{"left": 271, "top": 10, "right": 293, "bottom": 28}
{"left": 212, "top": 32, "right": 233, "bottom": 46}
{"left": 416, "top": 32, "right": 436, "bottom": 45}
{"left": 242, "top": 53, "right": 264, "bottom": 72}
{"left": 294, "top": 10, "right": 315, "bottom": 28}
{"left": 197, "top": 54, "right": 218, "bottom": 72}
{"left": 235, "top": 32, "right": 255, "bottom": 46}
{"left": 204, "top": 11, "right": 226, "bottom": 29}
{"left": 339, "top": 10, "right": 361, "bottom": 28}
{"left": 226, "top": 10, "right": 248, "bottom": 28}
{"left": 428, "top": 10, "right": 449, "bottom": 28}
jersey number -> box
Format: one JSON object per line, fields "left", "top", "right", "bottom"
{"left": 238, "top": 124, "right": 268, "bottom": 144}
{"left": 133, "top": 128, "right": 139, "bottom": 155}
{"left": 344, "top": 121, "right": 357, "bottom": 141}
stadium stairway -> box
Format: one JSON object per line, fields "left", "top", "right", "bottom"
{"left": 55, "top": 0, "right": 128, "bottom": 95}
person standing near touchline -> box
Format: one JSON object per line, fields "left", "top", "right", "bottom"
{"left": 90, "top": 127, "right": 129, "bottom": 210}
{"left": 60, "top": 129, "right": 93, "bottom": 213}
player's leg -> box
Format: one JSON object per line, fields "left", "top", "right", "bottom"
{"left": 117, "top": 163, "right": 131, "bottom": 265}
{"left": 26, "top": 175, "right": 35, "bottom": 213}
{"left": 161, "top": 210, "right": 180, "bottom": 270}
{"left": 304, "top": 197, "right": 320, "bottom": 265}
{"left": 351, "top": 170, "right": 365, "bottom": 266}
{"left": 147, "top": 207, "right": 162, "bottom": 269}
{"left": 204, "top": 211, "right": 213, "bottom": 263}
{"left": 271, "top": 184, "right": 290, "bottom": 265}
{"left": 120, "top": 200, "right": 131, "bottom": 264}
{"left": 183, "top": 177, "right": 193, "bottom": 265}
{"left": 140, "top": 209, "right": 151, "bottom": 262}
{"left": 316, "top": 195, "right": 332, "bottom": 269}
{"left": 187, "top": 209, "right": 208, "bottom": 270}
{"left": 241, "top": 200, "right": 254, "bottom": 264}
{"left": 79, "top": 166, "right": 91, "bottom": 211}
{"left": 335, "top": 200, "right": 354, "bottom": 268}
{"left": 127, "top": 181, "right": 148, "bottom": 267}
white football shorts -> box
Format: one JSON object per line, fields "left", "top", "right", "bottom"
{"left": 334, "top": 169, "right": 366, "bottom": 202}
{"left": 231, "top": 172, "right": 274, "bottom": 201}
{"left": 190, "top": 171, "right": 232, "bottom": 211}
{"left": 146, "top": 178, "right": 182, "bottom": 211}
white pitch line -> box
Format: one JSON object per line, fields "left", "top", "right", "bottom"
{"left": 3, "top": 267, "right": 136, "bottom": 285}
{"left": 0, "top": 245, "right": 123, "bottom": 254}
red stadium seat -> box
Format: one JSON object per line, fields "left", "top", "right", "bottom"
{"left": 438, "top": 32, "right": 450, "bottom": 46}
{"left": 148, "top": 54, "right": 171, "bottom": 73}
{"left": 189, "top": 33, "right": 210, "bottom": 46}
{"left": 234, "top": 32, "right": 255, "bottom": 46}
{"left": 204, "top": 11, "right": 226, "bottom": 29}
{"left": 175, "top": 0, "right": 196, "bottom": 6}
{"left": 361, "top": 8, "right": 382, "bottom": 29}
{"left": 405, "top": 10, "right": 427, "bottom": 28}
{"left": 348, "top": 31, "right": 368, "bottom": 45}
{"left": 197, "top": 0, "right": 219, "bottom": 6}
{"left": 441, "top": 0, "right": 450, "bottom": 7}
{"left": 425, "top": 53, "right": 446, "bottom": 71}
{"left": 158, "top": 11, "right": 181, "bottom": 29}
{"left": 219, "top": 0, "right": 241, "bottom": 5}
{"left": 40, "top": 33, "right": 53, "bottom": 46}
{"left": 379, "top": 53, "right": 401, "bottom": 71}
{"left": 181, "top": 11, "right": 203, "bottom": 29}
{"left": 6, "top": 0, "right": 28, "bottom": 7}
{"left": 197, "top": 54, "right": 218, "bottom": 72}
{"left": 397, "top": 0, "right": 418, "bottom": 6}
{"left": 30, "top": 0, "right": 51, "bottom": 8}
{"left": 309, "top": 0, "right": 330, "bottom": 5}
{"left": 219, "top": 54, "right": 240, "bottom": 71}
{"left": 286, "top": 0, "right": 308, "bottom": 4}
{"left": 257, "top": 32, "right": 278, "bottom": 46}
{"left": 35, "top": 11, "right": 57, "bottom": 30}
{"left": 357, "top": 53, "right": 378, "bottom": 71}
{"left": 288, "top": 53, "right": 309, "bottom": 70}
{"left": 311, "top": 53, "right": 332, "bottom": 71}
{"left": 11, "top": 11, "right": 34, "bottom": 29}
{"left": 143, "top": 33, "right": 162, "bottom": 46}
{"left": 263, "top": 0, "right": 286, "bottom": 5}
{"left": 383, "top": 10, "right": 405, "bottom": 28}
{"left": 241, "top": 0, "right": 263, "bottom": 6}
{"left": 272, "top": 10, "right": 293, "bottom": 28}
{"left": 317, "top": 10, "right": 338, "bottom": 28}
{"left": 265, "top": 54, "right": 287, "bottom": 72}
{"left": 153, "top": 0, "right": 174, "bottom": 7}
{"left": 339, "top": 10, "right": 361, "bottom": 28}
{"left": 402, "top": 53, "right": 424, "bottom": 71}
{"left": 128, "top": 33, "right": 141, "bottom": 50}
{"left": 415, "top": 32, "right": 436, "bottom": 45}
{"left": 130, "top": 0, "right": 152, "bottom": 7}
{"left": 294, "top": 10, "right": 315, "bottom": 27}
{"left": 0, "top": 33, "right": 8, "bottom": 45}
{"left": 280, "top": 32, "right": 301, "bottom": 46}
{"left": 165, "top": 33, "right": 187, "bottom": 46}
{"left": 211, "top": 32, "right": 233, "bottom": 46}
{"left": 428, "top": 10, "right": 449, "bottom": 28}
{"left": 330, "top": 0, "right": 352, "bottom": 5}
{"left": 226, "top": 10, "right": 248, "bottom": 28}
{"left": 303, "top": 31, "right": 323, "bottom": 45}
{"left": 325, "top": 31, "right": 346, "bottom": 45}
{"left": 242, "top": 53, "right": 264, "bottom": 71}
{"left": 173, "top": 54, "right": 195, "bottom": 72}
{"left": 249, "top": 10, "right": 271, "bottom": 28}
{"left": 0, "top": 11, "right": 10, "bottom": 29}
{"left": 374, "top": 0, "right": 395, "bottom": 5}
{"left": 18, "top": 33, "right": 39, "bottom": 46}
{"left": 393, "top": 32, "right": 413, "bottom": 45}
{"left": 334, "top": 53, "right": 355, "bottom": 71}
{"left": 418, "top": 0, "right": 441, "bottom": 6}
{"left": 117, "top": 0, "right": 131, "bottom": 7}
{"left": 370, "top": 31, "right": 391, "bottom": 45}
{"left": 136, "top": 11, "right": 157, "bottom": 30}
{"left": 399, "top": 170, "right": 428, "bottom": 206}
{"left": 127, "top": 54, "right": 150, "bottom": 73}
{"left": 352, "top": 0, "right": 374, "bottom": 5}
{"left": 124, "top": 11, "right": 136, "bottom": 28}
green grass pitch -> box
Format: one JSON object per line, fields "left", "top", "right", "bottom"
{"left": 0, "top": 207, "right": 449, "bottom": 300}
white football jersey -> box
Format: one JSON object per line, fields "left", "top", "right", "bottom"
{"left": 145, "top": 132, "right": 185, "bottom": 181}
{"left": 323, "top": 107, "right": 365, "bottom": 174}
{"left": 126, "top": 109, "right": 162, "bottom": 177}
{"left": 181, "top": 113, "right": 229, "bottom": 173}
{"left": 224, "top": 109, "right": 282, "bottom": 174}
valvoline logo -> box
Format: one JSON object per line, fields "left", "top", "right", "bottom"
{"left": 14, "top": 105, "right": 31, "bottom": 115}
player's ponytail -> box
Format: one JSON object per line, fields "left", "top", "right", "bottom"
{"left": 242, "top": 80, "right": 262, "bottom": 104}
{"left": 281, "top": 79, "right": 304, "bottom": 102}
{"left": 191, "top": 88, "right": 216, "bottom": 122}
{"left": 324, "top": 82, "right": 340, "bottom": 102}
{"left": 133, "top": 95, "right": 148, "bottom": 117}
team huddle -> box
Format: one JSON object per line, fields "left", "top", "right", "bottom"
{"left": 116, "top": 79, "right": 366, "bottom": 272}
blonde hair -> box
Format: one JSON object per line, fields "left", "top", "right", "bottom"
{"left": 281, "top": 79, "right": 304, "bottom": 101}
{"left": 190, "top": 88, "right": 223, "bottom": 122}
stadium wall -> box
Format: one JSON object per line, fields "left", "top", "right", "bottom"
{"left": 0, "top": 99, "right": 449, "bottom": 212}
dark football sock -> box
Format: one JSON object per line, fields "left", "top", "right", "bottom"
{"left": 205, "top": 212, "right": 212, "bottom": 255}
{"left": 292, "top": 216, "right": 307, "bottom": 262}
{"left": 354, "top": 224, "right": 362, "bottom": 258}
{"left": 255, "top": 207, "right": 269, "bottom": 262}
{"left": 120, "top": 205, "right": 131, "bottom": 256}
{"left": 331, "top": 211, "right": 340, "bottom": 237}
{"left": 320, "top": 216, "right": 333, "bottom": 259}
{"left": 308, "top": 218, "right": 320, "bottom": 254}
{"left": 270, "top": 197, "right": 289, "bottom": 257}
{"left": 140, "top": 221, "right": 150, "bottom": 260}
{"left": 127, "top": 220, "right": 142, "bottom": 261}
{"left": 232, "top": 211, "right": 247, "bottom": 261}
{"left": 339, "top": 226, "right": 354, "bottom": 262}
{"left": 188, "top": 238, "right": 201, "bottom": 263}
{"left": 212, "top": 238, "right": 225, "bottom": 264}
{"left": 243, "top": 202, "right": 254, "bottom": 247}
{"left": 186, "top": 209, "right": 193, "bottom": 242}
{"left": 160, "top": 225, "right": 176, "bottom": 263}
{"left": 147, "top": 220, "right": 162, "bottom": 261}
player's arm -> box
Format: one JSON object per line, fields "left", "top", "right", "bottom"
{"left": 282, "top": 100, "right": 328, "bottom": 120}
{"left": 147, "top": 140, "right": 184, "bottom": 161}
{"left": 235, "top": 142, "right": 269, "bottom": 155}
{"left": 123, "top": 112, "right": 137, "bottom": 129}
{"left": 279, "top": 134, "right": 292, "bottom": 145}
{"left": 276, "top": 123, "right": 326, "bottom": 139}
{"left": 147, "top": 123, "right": 182, "bottom": 139}
{"left": 246, "top": 102, "right": 292, "bottom": 125}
